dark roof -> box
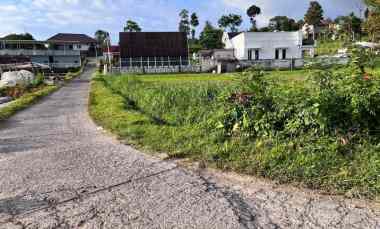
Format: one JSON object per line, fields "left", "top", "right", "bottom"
{"left": 119, "top": 32, "right": 188, "bottom": 58}
{"left": 228, "top": 32, "right": 241, "bottom": 39}
{"left": 47, "top": 33, "right": 97, "bottom": 43}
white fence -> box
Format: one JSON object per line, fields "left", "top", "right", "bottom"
{"left": 238, "top": 59, "right": 305, "bottom": 70}
{"left": 115, "top": 65, "right": 202, "bottom": 74}
{"left": 0, "top": 49, "right": 80, "bottom": 56}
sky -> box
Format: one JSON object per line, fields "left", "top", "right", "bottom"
{"left": 0, "top": 0, "right": 366, "bottom": 43}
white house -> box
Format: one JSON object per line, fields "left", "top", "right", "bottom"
{"left": 222, "top": 31, "right": 315, "bottom": 69}
{"left": 223, "top": 31, "right": 306, "bottom": 60}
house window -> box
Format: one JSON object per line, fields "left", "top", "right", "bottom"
{"left": 255, "top": 50, "right": 259, "bottom": 60}
{"left": 77, "top": 44, "right": 82, "bottom": 49}
{"left": 248, "top": 49, "right": 259, "bottom": 60}
{"left": 282, "top": 49, "right": 287, "bottom": 59}
{"left": 275, "top": 49, "right": 279, "bottom": 60}
{"left": 248, "top": 49, "right": 252, "bottom": 60}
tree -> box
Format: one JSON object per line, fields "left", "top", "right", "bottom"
{"left": 2, "top": 33, "right": 35, "bottom": 40}
{"left": 268, "top": 16, "right": 299, "bottom": 31}
{"left": 247, "top": 5, "right": 261, "bottom": 31}
{"left": 304, "top": 1, "right": 324, "bottom": 26}
{"left": 335, "top": 13, "right": 363, "bottom": 41}
{"left": 190, "top": 13, "right": 199, "bottom": 40}
{"left": 199, "top": 21, "right": 224, "bottom": 49}
{"left": 364, "top": 12, "right": 380, "bottom": 41}
{"left": 179, "top": 9, "right": 190, "bottom": 37}
{"left": 364, "top": 0, "right": 380, "bottom": 12}
{"left": 218, "top": 14, "right": 242, "bottom": 32}
{"left": 124, "top": 20, "right": 141, "bottom": 32}
{"left": 95, "top": 30, "right": 110, "bottom": 48}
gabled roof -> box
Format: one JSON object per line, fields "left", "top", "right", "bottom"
{"left": 47, "top": 33, "right": 97, "bottom": 43}
{"left": 227, "top": 32, "right": 241, "bottom": 39}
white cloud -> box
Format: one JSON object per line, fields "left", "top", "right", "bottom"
{"left": 0, "top": 0, "right": 365, "bottom": 41}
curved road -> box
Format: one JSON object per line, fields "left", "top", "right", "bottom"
{"left": 0, "top": 66, "right": 379, "bottom": 228}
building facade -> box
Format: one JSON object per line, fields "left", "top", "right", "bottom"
{"left": 119, "top": 32, "right": 189, "bottom": 68}
{"left": 0, "top": 40, "right": 81, "bottom": 69}
{"left": 47, "top": 33, "right": 98, "bottom": 57}
{"left": 222, "top": 31, "right": 315, "bottom": 69}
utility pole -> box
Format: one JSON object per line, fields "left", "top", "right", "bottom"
{"left": 106, "top": 35, "right": 112, "bottom": 73}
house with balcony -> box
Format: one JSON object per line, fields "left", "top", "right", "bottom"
{"left": 0, "top": 39, "right": 81, "bottom": 70}
{"left": 47, "top": 33, "right": 98, "bottom": 57}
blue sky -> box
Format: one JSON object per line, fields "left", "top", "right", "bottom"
{"left": 0, "top": 0, "right": 365, "bottom": 43}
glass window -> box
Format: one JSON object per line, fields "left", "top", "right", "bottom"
{"left": 275, "top": 49, "right": 279, "bottom": 60}
{"left": 282, "top": 49, "right": 287, "bottom": 59}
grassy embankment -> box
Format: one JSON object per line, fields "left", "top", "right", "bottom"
{"left": 90, "top": 66, "right": 380, "bottom": 200}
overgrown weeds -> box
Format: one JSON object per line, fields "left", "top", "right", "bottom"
{"left": 90, "top": 54, "right": 380, "bottom": 200}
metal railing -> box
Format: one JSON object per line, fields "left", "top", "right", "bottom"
{"left": 0, "top": 49, "right": 80, "bottom": 56}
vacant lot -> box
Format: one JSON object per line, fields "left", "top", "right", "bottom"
{"left": 90, "top": 66, "right": 380, "bottom": 200}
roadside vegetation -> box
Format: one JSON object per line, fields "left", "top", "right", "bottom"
{"left": 0, "top": 85, "right": 58, "bottom": 120}
{"left": 90, "top": 51, "right": 380, "bottom": 200}
{"left": 0, "top": 66, "right": 84, "bottom": 120}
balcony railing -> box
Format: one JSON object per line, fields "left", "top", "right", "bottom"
{"left": 49, "top": 63, "right": 81, "bottom": 68}
{"left": 0, "top": 49, "right": 80, "bottom": 56}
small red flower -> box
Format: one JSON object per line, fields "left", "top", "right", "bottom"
{"left": 363, "top": 73, "right": 371, "bottom": 81}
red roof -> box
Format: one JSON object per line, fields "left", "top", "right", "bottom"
{"left": 103, "top": 45, "right": 120, "bottom": 53}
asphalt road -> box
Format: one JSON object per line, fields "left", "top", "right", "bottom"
{"left": 0, "top": 66, "right": 379, "bottom": 229}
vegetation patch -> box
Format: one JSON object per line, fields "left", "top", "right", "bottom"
{"left": 0, "top": 64, "right": 84, "bottom": 120}
{"left": 0, "top": 85, "right": 58, "bottom": 120}
{"left": 90, "top": 55, "right": 380, "bottom": 200}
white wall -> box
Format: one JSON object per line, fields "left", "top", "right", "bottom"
{"left": 226, "top": 31, "right": 303, "bottom": 60}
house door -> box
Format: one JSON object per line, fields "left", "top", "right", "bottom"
{"left": 248, "top": 49, "right": 253, "bottom": 60}
{"left": 49, "top": 56, "right": 54, "bottom": 64}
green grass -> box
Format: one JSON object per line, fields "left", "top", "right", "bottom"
{"left": 316, "top": 40, "right": 345, "bottom": 56}
{"left": 0, "top": 85, "right": 58, "bottom": 120}
{"left": 90, "top": 69, "right": 380, "bottom": 200}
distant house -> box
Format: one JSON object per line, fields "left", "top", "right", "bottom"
{"left": 223, "top": 31, "right": 304, "bottom": 60}
{"left": 221, "top": 31, "right": 315, "bottom": 69}
{"left": 198, "top": 49, "right": 237, "bottom": 73}
{"left": 119, "top": 32, "right": 189, "bottom": 67}
{"left": 47, "top": 33, "right": 98, "bottom": 57}
{"left": 0, "top": 39, "right": 81, "bottom": 70}
{"left": 103, "top": 45, "right": 120, "bottom": 64}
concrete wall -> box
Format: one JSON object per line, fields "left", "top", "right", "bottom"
{"left": 31, "top": 55, "right": 81, "bottom": 68}
{"left": 239, "top": 59, "right": 304, "bottom": 70}
{"left": 226, "top": 31, "right": 303, "bottom": 60}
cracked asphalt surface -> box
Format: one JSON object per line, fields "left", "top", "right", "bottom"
{"left": 0, "top": 65, "right": 379, "bottom": 228}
